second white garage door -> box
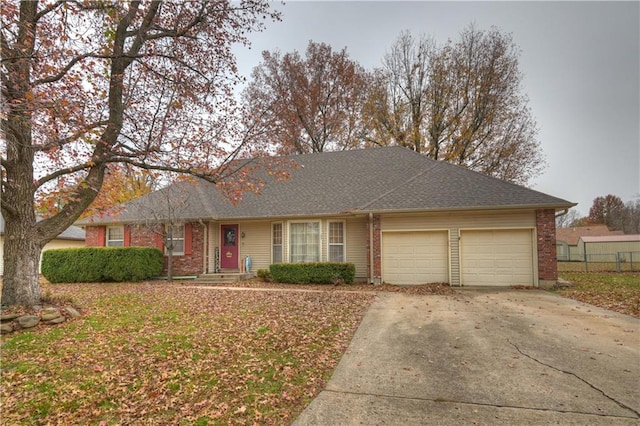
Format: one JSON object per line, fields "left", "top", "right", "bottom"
{"left": 460, "top": 229, "right": 534, "bottom": 286}
{"left": 382, "top": 231, "right": 449, "bottom": 285}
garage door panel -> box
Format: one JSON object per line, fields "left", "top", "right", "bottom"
{"left": 461, "top": 230, "right": 533, "bottom": 287}
{"left": 382, "top": 231, "right": 449, "bottom": 285}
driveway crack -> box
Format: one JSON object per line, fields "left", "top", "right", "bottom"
{"left": 322, "top": 389, "right": 638, "bottom": 419}
{"left": 508, "top": 339, "right": 640, "bottom": 418}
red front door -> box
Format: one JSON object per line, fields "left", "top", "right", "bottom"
{"left": 220, "top": 224, "right": 239, "bottom": 269}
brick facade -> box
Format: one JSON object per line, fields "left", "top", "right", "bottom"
{"left": 536, "top": 209, "right": 558, "bottom": 281}
{"left": 84, "top": 226, "right": 104, "bottom": 247}
{"left": 366, "top": 214, "right": 382, "bottom": 283}
{"left": 85, "top": 222, "right": 205, "bottom": 277}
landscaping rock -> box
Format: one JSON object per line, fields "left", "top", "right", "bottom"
{"left": 64, "top": 307, "right": 81, "bottom": 318}
{"left": 41, "top": 310, "right": 62, "bottom": 321}
{"left": 1, "top": 313, "right": 20, "bottom": 322}
{"left": 17, "top": 315, "right": 40, "bottom": 329}
{"left": 45, "top": 316, "right": 66, "bottom": 325}
{"left": 1, "top": 323, "right": 14, "bottom": 334}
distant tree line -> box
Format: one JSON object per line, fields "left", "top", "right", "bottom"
{"left": 241, "top": 25, "right": 545, "bottom": 186}
{"left": 556, "top": 194, "right": 640, "bottom": 234}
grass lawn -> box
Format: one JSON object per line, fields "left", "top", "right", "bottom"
{"left": 558, "top": 273, "right": 640, "bottom": 318}
{"left": 1, "top": 282, "right": 377, "bottom": 425}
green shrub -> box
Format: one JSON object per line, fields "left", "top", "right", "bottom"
{"left": 256, "top": 268, "right": 272, "bottom": 282}
{"left": 41, "top": 247, "right": 163, "bottom": 283}
{"left": 269, "top": 263, "right": 356, "bottom": 285}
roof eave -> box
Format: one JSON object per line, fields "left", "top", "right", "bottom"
{"left": 359, "top": 202, "right": 577, "bottom": 215}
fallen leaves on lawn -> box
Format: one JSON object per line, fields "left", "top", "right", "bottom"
{"left": 1, "top": 282, "right": 374, "bottom": 425}
{"left": 559, "top": 273, "right": 640, "bottom": 318}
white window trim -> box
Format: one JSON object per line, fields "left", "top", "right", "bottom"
{"left": 327, "top": 220, "right": 346, "bottom": 263}
{"left": 271, "top": 222, "right": 283, "bottom": 264}
{"left": 165, "top": 224, "right": 185, "bottom": 256}
{"left": 106, "top": 226, "right": 124, "bottom": 247}
{"left": 288, "top": 220, "right": 321, "bottom": 263}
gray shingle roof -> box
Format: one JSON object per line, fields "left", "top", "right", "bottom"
{"left": 0, "top": 214, "right": 85, "bottom": 240}
{"left": 77, "top": 146, "right": 574, "bottom": 225}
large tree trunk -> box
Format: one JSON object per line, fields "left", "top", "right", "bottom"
{"left": 1, "top": 216, "right": 44, "bottom": 307}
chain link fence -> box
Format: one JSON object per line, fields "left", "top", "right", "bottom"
{"left": 558, "top": 251, "right": 640, "bottom": 273}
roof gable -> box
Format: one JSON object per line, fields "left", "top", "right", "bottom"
{"left": 77, "top": 147, "right": 574, "bottom": 225}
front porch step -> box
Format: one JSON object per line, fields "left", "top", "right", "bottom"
{"left": 193, "top": 273, "right": 254, "bottom": 284}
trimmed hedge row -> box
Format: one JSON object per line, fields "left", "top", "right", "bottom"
{"left": 268, "top": 262, "right": 356, "bottom": 284}
{"left": 41, "top": 247, "right": 163, "bottom": 283}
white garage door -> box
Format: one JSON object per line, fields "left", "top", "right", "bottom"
{"left": 382, "top": 231, "right": 449, "bottom": 285}
{"left": 461, "top": 229, "right": 534, "bottom": 286}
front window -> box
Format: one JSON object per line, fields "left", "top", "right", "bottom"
{"left": 328, "top": 221, "right": 345, "bottom": 262}
{"left": 289, "top": 222, "right": 320, "bottom": 263}
{"left": 106, "top": 226, "right": 124, "bottom": 247}
{"left": 272, "top": 222, "right": 283, "bottom": 263}
{"left": 166, "top": 225, "right": 185, "bottom": 255}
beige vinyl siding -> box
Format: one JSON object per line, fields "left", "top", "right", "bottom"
{"left": 207, "top": 222, "right": 219, "bottom": 273}
{"left": 238, "top": 221, "right": 272, "bottom": 272}
{"left": 345, "top": 216, "right": 368, "bottom": 280}
{"left": 381, "top": 210, "right": 536, "bottom": 231}
{"left": 205, "top": 217, "right": 368, "bottom": 277}
{"left": 449, "top": 228, "right": 460, "bottom": 286}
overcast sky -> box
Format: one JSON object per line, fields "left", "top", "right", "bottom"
{"left": 234, "top": 1, "right": 639, "bottom": 216}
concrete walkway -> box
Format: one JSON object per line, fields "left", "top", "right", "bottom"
{"left": 293, "top": 289, "right": 640, "bottom": 425}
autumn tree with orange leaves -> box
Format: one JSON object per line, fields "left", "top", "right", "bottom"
{"left": 242, "top": 41, "right": 371, "bottom": 154}
{"left": 1, "top": 1, "right": 280, "bottom": 306}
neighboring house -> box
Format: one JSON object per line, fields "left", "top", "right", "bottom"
{"left": 556, "top": 225, "right": 624, "bottom": 261}
{"left": 577, "top": 235, "right": 640, "bottom": 262}
{"left": 77, "top": 147, "right": 575, "bottom": 287}
{"left": 0, "top": 214, "right": 86, "bottom": 275}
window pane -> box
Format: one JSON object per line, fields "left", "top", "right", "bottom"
{"left": 329, "top": 245, "right": 344, "bottom": 262}
{"left": 273, "top": 223, "right": 282, "bottom": 245}
{"left": 329, "top": 222, "right": 344, "bottom": 244}
{"left": 273, "top": 245, "right": 282, "bottom": 263}
{"left": 272, "top": 223, "right": 283, "bottom": 263}
{"left": 107, "top": 226, "right": 124, "bottom": 247}
{"left": 172, "top": 239, "right": 185, "bottom": 254}
{"left": 171, "top": 225, "right": 184, "bottom": 239}
{"left": 290, "top": 222, "right": 320, "bottom": 263}
{"left": 108, "top": 227, "right": 124, "bottom": 240}
{"left": 328, "top": 222, "right": 345, "bottom": 262}
{"left": 165, "top": 225, "right": 184, "bottom": 254}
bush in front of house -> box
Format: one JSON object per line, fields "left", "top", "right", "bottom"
{"left": 41, "top": 247, "right": 163, "bottom": 283}
{"left": 269, "top": 263, "right": 356, "bottom": 284}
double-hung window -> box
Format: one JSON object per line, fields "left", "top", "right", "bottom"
{"left": 166, "top": 225, "right": 185, "bottom": 255}
{"left": 272, "top": 223, "right": 283, "bottom": 263}
{"left": 289, "top": 221, "right": 320, "bottom": 263}
{"left": 106, "top": 226, "right": 124, "bottom": 247}
{"left": 328, "top": 221, "right": 345, "bottom": 262}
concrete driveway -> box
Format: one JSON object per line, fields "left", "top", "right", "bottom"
{"left": 293, "top": 289, "right": 640, "bottom": 425}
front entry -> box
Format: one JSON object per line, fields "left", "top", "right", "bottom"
{"left": 220, "top": 224, "right": 239, "bottom": 269}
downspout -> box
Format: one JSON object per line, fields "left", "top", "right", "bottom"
{"left": 369, "top": 213, "right": 374, "bottom": 284}
{"left": 555, "top": 208, "right": 569, "bottom": 219}
{"left": 199, "top": 219, "right": 207, "bottom": 275}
